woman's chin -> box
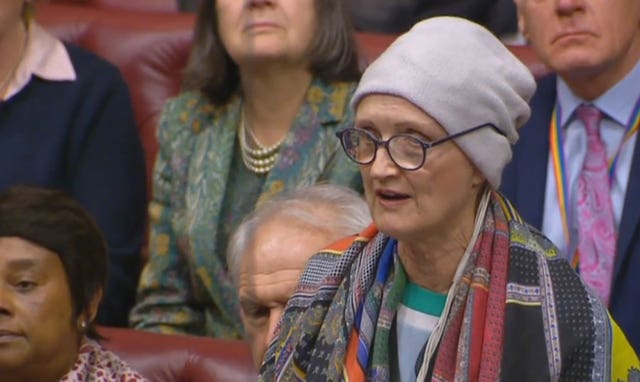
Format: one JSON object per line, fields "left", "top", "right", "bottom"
{"left": 374, "top": 219, "right": 414, "bottom": 241}
{"left": 0, "top": 345, "right": 29, "bottom": 373}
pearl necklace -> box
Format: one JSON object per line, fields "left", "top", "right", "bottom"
{"left": 238, "top": 110, "right": 285, "bottom": 174}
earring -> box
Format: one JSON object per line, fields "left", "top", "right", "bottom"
{"left": 80, "top": 321, "right": 87, "bottom": 329}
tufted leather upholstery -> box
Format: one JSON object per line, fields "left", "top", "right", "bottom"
{"left": 98, "top": 326, "right": 255, "bottom": 382}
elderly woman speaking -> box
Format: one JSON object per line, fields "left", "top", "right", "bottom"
{"left": 259, "top": 17, "right": 639, "bottom": 381}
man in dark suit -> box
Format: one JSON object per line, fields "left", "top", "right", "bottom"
{"left": 502, "top": 0, "right": 640, "bottom": 353}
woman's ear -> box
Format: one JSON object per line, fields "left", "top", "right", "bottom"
{"left": 87, "top": 288, "right": 103, "bottom": 322}
{"left": 78, "top": 288, "right": 103, "bottom": 329}
{"left": 471, "top": 167, "right": 486, "bottom": 188}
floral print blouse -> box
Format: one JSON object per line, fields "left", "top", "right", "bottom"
{"left": 60, "top": 338, "right": 147, "bottom": 381}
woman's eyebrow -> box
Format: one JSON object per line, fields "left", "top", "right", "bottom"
{"left": 6, "top": 258, "right": 39, "bottom": 271}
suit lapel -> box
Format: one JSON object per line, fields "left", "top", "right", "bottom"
{"left": 614, "top": 135, "right": 640, "bottom": 279}
{"left": 187, "top": 98, "right": 239, "bottom": 246}
{"left": 509, "top": 75, "right": 557, "bottom": 228}
{"left": 187, "top": 98, "right": 241, "bottom": 325}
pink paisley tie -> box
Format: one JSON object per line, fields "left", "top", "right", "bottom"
{"left": 575, "top": 104, "right": 617, "bottom": 305}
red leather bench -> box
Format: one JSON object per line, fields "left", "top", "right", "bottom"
{"left": 98, "top": 326, "right": 255, "bottom": 381}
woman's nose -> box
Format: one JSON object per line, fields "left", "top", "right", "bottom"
{"left": 368, "top": 145, "right": 401, "bottom": 178}
{"left": 0, "top": 286, "right": 14, "bottom": 317}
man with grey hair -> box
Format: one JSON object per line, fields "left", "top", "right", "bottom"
{"left": 227, "top": 184, "right": 371, "bottom": 369}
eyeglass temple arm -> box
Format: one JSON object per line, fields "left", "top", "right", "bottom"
{"left": 430, "top": 123, "right": 504, "bottom": 146}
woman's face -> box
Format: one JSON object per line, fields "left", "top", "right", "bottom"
{"left": 357, "top": 95, "right": 484, "bottom": 243}
{"left": 0, "top": 237, "right": 80, "bottom": 381}
{"left": 216, "top": 0, "right": 317, "bottom": 67}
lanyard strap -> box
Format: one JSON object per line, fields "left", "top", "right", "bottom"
{"left": 610, "top": 97, "right": 640, "bottom": 177}
{"left": 550, "top": 100, "right": 640, "bottom": 253}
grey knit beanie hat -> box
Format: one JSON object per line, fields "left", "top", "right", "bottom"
{"left": 351, "top": 17, "right": 536, "bottom": 189}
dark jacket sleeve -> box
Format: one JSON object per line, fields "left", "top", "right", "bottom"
{"left": 65, "top": 44, "right": 147, "bottom": 327}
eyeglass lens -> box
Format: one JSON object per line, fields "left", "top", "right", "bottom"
{"left": 340, "top": 129, "right": 426, "bottom": 170}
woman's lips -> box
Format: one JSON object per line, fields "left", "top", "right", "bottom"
{"left": 244, "top": 20, "right": 280, "bottom": 31}
{"left": 375, "top": 189, "right": 410, "bottom": 206}
{"left": 0, "top": 330, "right": 22, "bottom": 343}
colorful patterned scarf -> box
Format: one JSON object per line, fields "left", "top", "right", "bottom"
{"left": 260, "top": 192, "right": 639, "bottom": 381}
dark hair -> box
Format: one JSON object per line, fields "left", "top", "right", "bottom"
{"left": 0, "top": 186, "right": 107, "bottom": 340}
{"left": 182, "top": 0, "right": 361, "bottom": 105}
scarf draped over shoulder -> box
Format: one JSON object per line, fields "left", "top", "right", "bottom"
{"left": 260, "top": 191, "right": 639, "bottom": 381}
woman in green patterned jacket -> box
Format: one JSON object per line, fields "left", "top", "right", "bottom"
{"left": 129, "top": 0, "right": 362, "bottom": 338}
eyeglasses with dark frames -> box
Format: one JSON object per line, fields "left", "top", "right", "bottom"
{"left": 336, "top": 123, "right": 503, "bottom": 171}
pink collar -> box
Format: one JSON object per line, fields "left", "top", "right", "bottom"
{"left": 3, "top": 23, "right": 76, "bottom": 101}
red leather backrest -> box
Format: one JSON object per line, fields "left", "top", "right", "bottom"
{"left": 354, "top": 32, "right": 398, "bottom": 69}
{"left": 49, "top": 0, "right": 178, "bottom": 12}
{"left": 98, "top": 326, "right": 256, "bottom": 382}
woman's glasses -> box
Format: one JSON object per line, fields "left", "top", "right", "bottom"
{"left": 336, "top": 123, "right": 502, "bottom": 171}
